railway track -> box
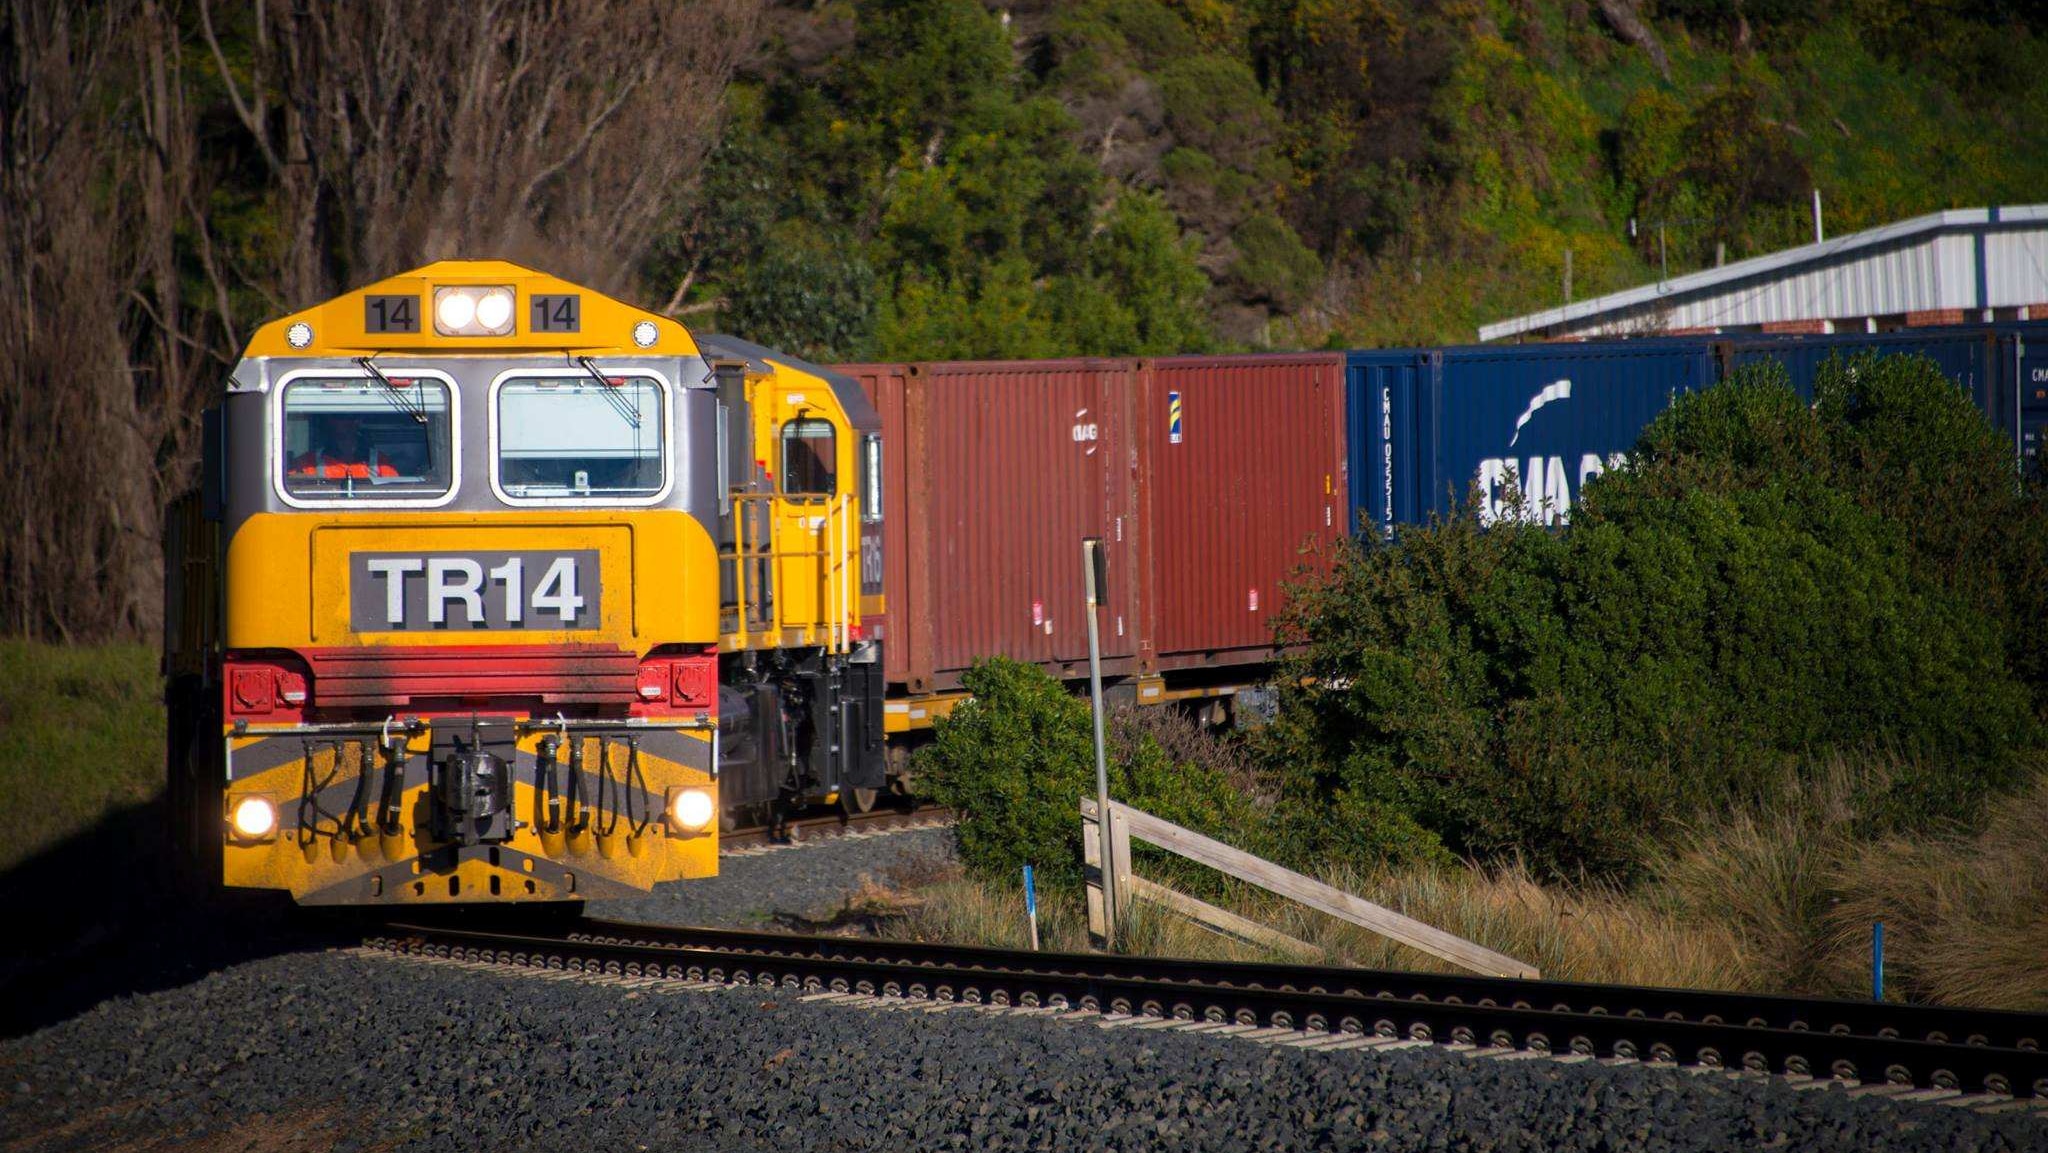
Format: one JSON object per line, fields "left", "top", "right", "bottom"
{"left": 719, "top": 803, "right": 954, "bottom": 855}
{"left": 368, "top": 917, "right": 2048, "bottom": 1107}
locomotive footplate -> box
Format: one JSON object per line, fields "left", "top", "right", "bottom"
{"left": 220, "top": 716, "right": 719, "bottom": 903}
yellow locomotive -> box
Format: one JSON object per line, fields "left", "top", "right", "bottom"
{"left": 164, "top": 261, "right": 885, "bottom": 905}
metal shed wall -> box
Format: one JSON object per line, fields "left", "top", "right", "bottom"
{"left": 1481, "top": 207, "right": 2048, "bottom": 341}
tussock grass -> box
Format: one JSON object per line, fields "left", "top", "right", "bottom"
{"left": 1822, "top": 774, "right": 2048, "bottom": 1011}
{"left": 889, "top": 857, "right": 1746, "bottom": 990}
{"left": 0, "top": 640, "right": 163, "bottom": 872}
{"left": 892, "top": 756, "right": 2048, "bottom": 1007}
{"left": 1648, "top": 758, "right": 1878, "bottom": 997}
{"left": 1647, "top": 757, "right": 2048, "bottom": 1008}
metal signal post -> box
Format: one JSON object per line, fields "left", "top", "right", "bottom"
{"left": 1082, "top": 537, "right": 1115, "bottom": 943}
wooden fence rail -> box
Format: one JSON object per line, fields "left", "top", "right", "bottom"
{"left": 1081, "top": 796, "right": 1538, "bottom": 979}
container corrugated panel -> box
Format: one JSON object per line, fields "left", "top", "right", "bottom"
{"left": 1137, "top": 354, "right": 1347, "bottom": 668}
{"left": 2009, "top": 326, "right": 2048, "bottom": 469}
{"left": 1353, "top": 342, "right": 1697, "bottom": 532}
{"left": 842, "top": 359, "right": 1141, "bottom": 692}
{"left": 1425, "top": 341, "right": 1719, "bottom": 525}
{"left": 1723, "top": 328, "right": 1999, "bottom": 411}
{"left": 1345, "top": 351, "right": 1434, "bottom": 537}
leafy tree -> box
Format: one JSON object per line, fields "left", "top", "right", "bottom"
{"left": 722, "top": 225, "right": 877, "bottom": 361}
{"left": 1062, "top": 191, "right": 1215, "bottom": 355}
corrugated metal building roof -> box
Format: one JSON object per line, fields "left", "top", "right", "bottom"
{"left": 1479, "top": 205, "right": 2048, "bottom": 342}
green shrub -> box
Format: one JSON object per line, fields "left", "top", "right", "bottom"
{"left": 917, "top": 658, "right": 1259, "bottom": 888}
{"left": 1268, "top": 355, "right": 2045, "bottom": 879}
{"left": 1228, "top": 212, "right": 1324, "bottom": 310}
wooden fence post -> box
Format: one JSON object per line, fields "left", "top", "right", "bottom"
{"left": 1078, "top": 795, "right": 1538, "bottom": 978}
{"left": 1082, "top": 799, "right": 1107, "bottom": 947}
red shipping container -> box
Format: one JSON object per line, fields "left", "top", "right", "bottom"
{"left": 844, "top": 360, "right": 1140, "bottom": 693}
{"left": 841, "top": 353, "right": 1345, "bottom": 695}
{"left": 1136, "top": 354, "right": 1348, "bottom": 670}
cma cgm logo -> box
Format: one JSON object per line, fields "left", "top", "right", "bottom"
{"left": 1474, "top": 379, "right": 1624, "bottom": 526}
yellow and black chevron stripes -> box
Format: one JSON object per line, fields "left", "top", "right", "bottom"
{"left": 222, "top": 723, "right": 716, "bottom": 904}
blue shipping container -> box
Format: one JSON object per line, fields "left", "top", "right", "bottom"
{"left": 1347, "top": 342, "right": 1718, "bottom": 534}
{"left": 1723, "top": 328, "right": 1999, "bottom": 413}
{"left": 1344, "top": 351, "right": 1431, "bottom": 536}
{"left": 2011, "top": 325, "right": 2048, "bottom": 469}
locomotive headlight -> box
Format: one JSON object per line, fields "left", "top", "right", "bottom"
{"left": 632, "top": 320, "right": 659, "bottom": 348}
{"left": 286, "top": 322, "right": 314, "bottom": 349}
{"left": 230, "top": 796, "right": 277, "bottom": 840}
{"left": 433, "top": 285, "right": 516, "bottom": 336}
{"left": 475, "top": 288, "right": 515, "bottom": 331}
{"left": 436, "top": 289, "right": 477, "bottom": 331}
{"left": 668, "top": 787, "right": 715, "bottom": 833}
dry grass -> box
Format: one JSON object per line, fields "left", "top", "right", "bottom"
{"left": 1647, "top": 758, "right": 1877, "bottom": 997}
{"left": 887, "top": 856, "right": 1748, "bottom": 990}
{"left": 1822, "top": 774, "right": 2048, "bottom": 1011}
{"left": 884, "top": 760, "right": 2048, "bottom": 1008}
{"left": 1266, "top": 864, "right": 1749, "bottom": 989}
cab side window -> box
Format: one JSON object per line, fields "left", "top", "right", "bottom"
{"left": 780, "top": 418, "right": 836, "bottom": 496}
{"left": 861, "top": 435, "right": 882, "bottom": 523}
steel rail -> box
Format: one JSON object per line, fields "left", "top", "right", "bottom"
{"left": 561, "top": 919, "right": 2044, "bottom": 1050}
{"left": 371, "top": 920, "right": 2048, "bottom": 1100}
{"left": 719, "top": 804, "right": 953, "bottom": 854}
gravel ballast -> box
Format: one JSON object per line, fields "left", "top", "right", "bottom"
{"left": 593, "top": 825, "right": 958, "bottom": 929}
{"left": 4, "top": 948, "right": 2044, "bottom": 1152}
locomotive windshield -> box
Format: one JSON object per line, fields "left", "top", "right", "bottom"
{"left": 280, "top": 377, "right": 453, "bottom": 501}
{"left": 495, "top": 374, "right": 666, "bottom": 500}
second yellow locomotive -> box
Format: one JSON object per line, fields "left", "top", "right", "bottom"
{"left": 165, "top": 261, "right": 886, "bottom": 905}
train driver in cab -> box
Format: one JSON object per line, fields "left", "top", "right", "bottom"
{"left": 289, "top": 413, "right": 398, "bottom": 480}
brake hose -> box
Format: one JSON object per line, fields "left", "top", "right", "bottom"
{"left": 595, "top": 736, "right": 622, "bottom": 838}
{"left": 566, "top": 736, "right": 588, "bottom": 833}
{"left": 537, "top": 736, "right": 563, "bottom": 833}
{"left": 297, "top": 739, "right": 347, "bottom": 846}
{"left": 345, "top": 740, "right": 376, "bottom": 838}
{"left": 625, "top": 737, "right": 651, "bottom": 837}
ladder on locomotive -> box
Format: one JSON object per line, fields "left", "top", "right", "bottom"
{"left": 719, "top": 489, "right": 857, "bottom": 654}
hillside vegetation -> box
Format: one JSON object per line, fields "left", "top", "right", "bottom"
{"left": 689, "top": 0, "right": 2048, "bottom": 356}
{"left": 5, "top": 0, "right": 2044, "bottom": 643}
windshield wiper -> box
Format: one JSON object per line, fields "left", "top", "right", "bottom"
{"left": 576, "top": 357, "right": 643, "bottom": 428}
{"left": 358, "top": 357, "right": 428, "bottom": 424}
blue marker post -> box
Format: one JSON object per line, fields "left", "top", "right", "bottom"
{"left": 1872, "top": 922, "right": 1885, "bottom": 1002}
{"left": 1023, "top": 865, "right": 1041, "bottom": 951}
